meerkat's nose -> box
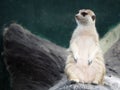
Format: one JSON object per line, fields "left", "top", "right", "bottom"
{"left": 81, "top": 12, "right": 88, "bottom": 17}
{"left": 75, "top": 13, "right": 79, "bottom": 18}
{"left": 75, "top": 14, "right": 78, "bottom": 18}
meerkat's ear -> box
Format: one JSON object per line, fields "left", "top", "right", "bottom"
{"left": 91, "top": 15, "right": 96, "bottom": 21}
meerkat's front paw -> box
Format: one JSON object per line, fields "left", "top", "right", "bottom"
{"left": 88, "top": 54, "right": 94, "bottom": 65}
{"left": 74, "top": 53, "right": 79, "bottom": 62}
{"left": 88, "top": 57, "right": 92, "bottom": 65}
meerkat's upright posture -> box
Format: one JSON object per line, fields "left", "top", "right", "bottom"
{"left": 65, "top": 9, "right": 106, "bottom": 84}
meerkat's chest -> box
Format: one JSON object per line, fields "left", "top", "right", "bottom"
{"left": 75, "top": 35, "right": 96, "bottom": 48}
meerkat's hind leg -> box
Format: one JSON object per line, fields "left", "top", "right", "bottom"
{"left": 65, "top": 54, "right": 80, "bottom": 83}
{"left": 92, "top": 61, "right": 105, "bottom": 85}
{"left": 92, "top": 64, "right": 105, "bottom": 85}
{"left": 93, "top": 77, "right": 104, "bottom": 85}
{"left": 66, "top": 69, "right": 80, "bottom": 83}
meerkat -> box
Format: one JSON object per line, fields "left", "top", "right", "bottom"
{"left": 65, "top": 9, "right": 106, "bottom": 84}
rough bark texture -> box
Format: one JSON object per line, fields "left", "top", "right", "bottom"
{"left": 3, "top": 23, "right": 120, "bottom": 90}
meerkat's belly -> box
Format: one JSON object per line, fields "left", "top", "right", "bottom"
{"left": 68, "top": 61, "right": 96, "bottom": 82}
{"left": 70, "top": 36, "right": 96, "bottom": 64}
{"left": 65, "top": 55, "right": 105, "bottom": 84}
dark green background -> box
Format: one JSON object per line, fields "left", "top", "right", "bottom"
{"left": 0, "top": 0, "right": 120, "bottom": 89}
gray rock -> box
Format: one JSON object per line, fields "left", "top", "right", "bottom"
{"left": 3, "top": 23, "right": 67, "bottom": 90}
{"left": 3, "top": 23, "right": 120, "bottom": 90}
{"left": 105, "top": 39, "right": 120, "bottom": 77}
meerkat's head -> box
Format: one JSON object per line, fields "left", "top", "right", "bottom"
{"left": 75, "top": 9, "right": 96, "bottom": 26}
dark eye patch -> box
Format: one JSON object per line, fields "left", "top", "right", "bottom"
{"left": 81, "top": 12, "right": 88, "bottom": 17}
{"left": 92, "top": 15, "right": 96, "bottom": 21}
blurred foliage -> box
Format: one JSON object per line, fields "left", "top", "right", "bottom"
{"left": 0, "top": 0, "right": 120, "bottom": 89}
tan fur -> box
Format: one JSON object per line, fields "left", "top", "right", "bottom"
{"left": 65, "top": 9, "right": 106, "bottom": 84}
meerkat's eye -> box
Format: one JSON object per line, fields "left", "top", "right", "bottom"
{"left": 91, "top": 15, "right": 96, "bottom": 21}
{"left": 81, "top": 12, "right": 88, "bottom": 17}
